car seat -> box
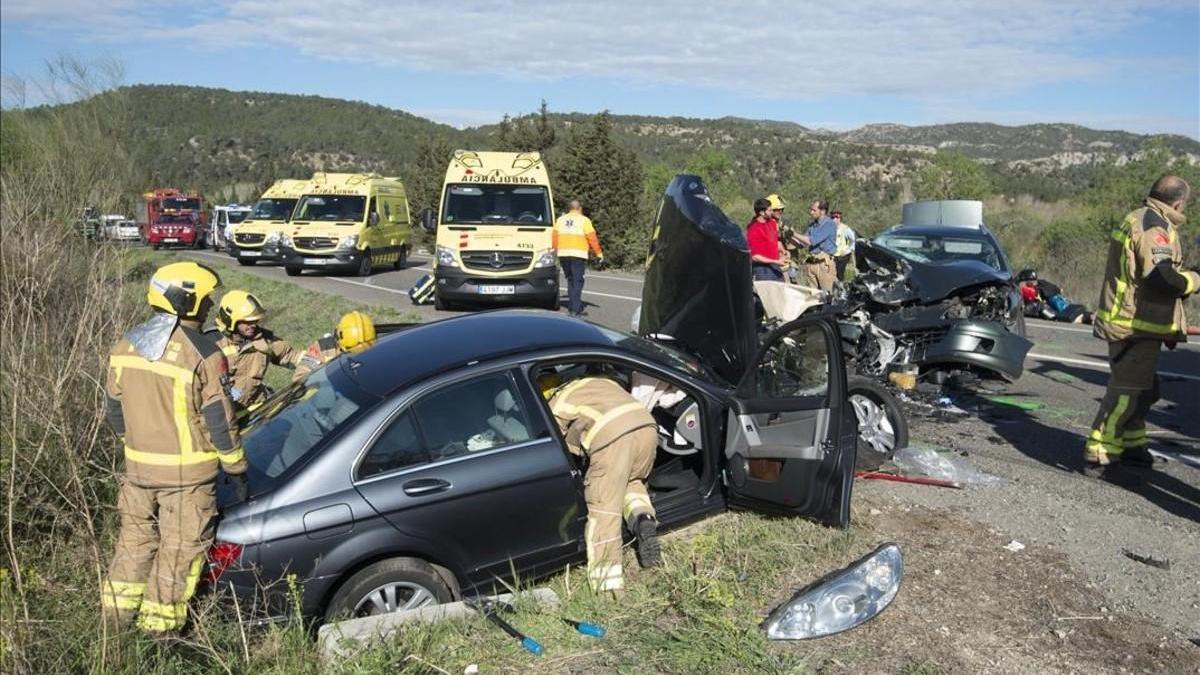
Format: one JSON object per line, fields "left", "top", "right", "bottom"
{"left": 487, "top": 389, "right": 530, "bottom": 443}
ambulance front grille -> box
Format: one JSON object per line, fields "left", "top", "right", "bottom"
{"left": 235, "top": 233, "right": 265, "bottom": 245}
{"left": 461, "top": 251, "right": 533, "bottom": 271}
{"left": 294, "top": 236, "right": 338, "bottom": 250}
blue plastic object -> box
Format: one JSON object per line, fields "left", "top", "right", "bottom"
{"left": 574, "top": 621, "right": 606, "bottom": 638}
{"left": 520, "top": 636, "right": 544, "bottom": 656}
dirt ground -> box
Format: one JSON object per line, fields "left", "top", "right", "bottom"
{"left": 792, "top": 491, "right": 1198, "bottom": 674}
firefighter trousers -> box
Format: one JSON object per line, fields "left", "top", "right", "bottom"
{"left": 101, "top": 480, "right": 216, "bottom": 632}
{"left": 583, "top": 426, "right": 657, "bottom": 593}
{"left": 1085, "top": 340, "right": 1161, "bottom": 463}
{"left": 803, "top": 255, "right": 836, "bottom": 291}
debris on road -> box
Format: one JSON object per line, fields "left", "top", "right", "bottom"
{"left": 1122, "top": 549, "right": 1171, "bottom": 570}
{"left": 856, "top": 470, "right": 962, "bottom": 489}
{"left": 984, "top": 395, "right": 1045, "bottom": 411}
{"left": 1044, "top": 369, "right": 1081, "bottom": 384}
{"left": 892, "top": 444, "right": 1005, "bottom": 487}
{"left": 1003, "top": 540, "right": 1026, "bottom": 552}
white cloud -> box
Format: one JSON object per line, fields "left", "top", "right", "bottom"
{"left": 3, "top": 1, "right": 1193, "bottom": 112}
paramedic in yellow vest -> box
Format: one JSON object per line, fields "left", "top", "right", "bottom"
{"left": 101, "top": 262, "right": 247, "bottom": 634}
{"left": 553, "top": 200, "right": 604, "bottom": 317}
{"left": 1086, "top": 175, "right": 1198, "bottom": 470}
{"left": 213, "top": 290, "right": 302, "bottom": 412}
{"left": 541, "top": 373, "right": 660, "bottom": 595}
{"left": 831, "top": 211, "right": 856, "bottom": 281}
{"left": 293, "top": 310, "right": 377, "bottom": 382}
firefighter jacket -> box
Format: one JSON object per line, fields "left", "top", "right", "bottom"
{"left": 547, "top": 377, "right": 656, "bottom": 457}
{"left": 1094, "top": 198, "right": 1199, "bottom": 343}
{"left": 292, "top": 334, "right": 339, "bottom": 382}
{"left": 215, "top": 329, "right": 301, "bottom": 409}
{"left": 105, "top": 318, "right": 246, "bottom": 488}
{"left": 552, "top": 211, "right": 603, "bottom": 260}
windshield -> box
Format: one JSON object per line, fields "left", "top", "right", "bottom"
{"left": 442, "top": 184, "right": 551, "bottom": 225}
{"left": 875, "top": 232, "right": 1005, "bottom": 272}
{"left": 163, "top": 197, "right": 201, "bottom": 211}
{"left": 251, "top": 198, "right": 297, "bottom": 221}
{"left": 226, "top": 211, "right": 250, "bottom": 224}
{"left": 241, "top": 365, "right": 377, "bottom": 481}
{"left": 294, "top": 195, "right": 366, "bottom": 222}
{"left": 156, "top": 214, "right": 195, "bottom": 225}
{"left": 594, "top": 325, "right": 720, "bottom": 384}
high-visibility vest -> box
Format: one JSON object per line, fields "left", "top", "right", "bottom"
{"left": 548, "top": 378, "right": 655, "bottom": 455}
{"left": 553, "top": 211, "right": 603, "bottom": 259}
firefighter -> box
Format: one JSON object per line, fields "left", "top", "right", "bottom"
{"left": 293, "top": 310, "right": 377, "bottom": 381}
{"left": 213, "top": 290, "right": 301, "bottom": 412}
{"left": 539, "top": 372, "right": 661, "bottom": 595}
{"left": 1086, "top": 175, "right": 1198, "bottom": 470}
{"left": 101, "top": 261, "right": 247, "bottom": 634}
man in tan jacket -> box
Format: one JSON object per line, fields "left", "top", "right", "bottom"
{"left": 1086, "top": 175, "right": 1198, "bottom": 469}
{"left": 541, "top": 373, "right": 661, "bottom": 594}
{"left": 102, "top": 262, "right": 247, "bottom": 634}
{"left": 213, "top": 290, "right": 302, "bottom": 412}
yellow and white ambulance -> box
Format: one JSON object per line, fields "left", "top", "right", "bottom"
{"left": 423, "top": 150, "right": 558, "bottom": 310}
{"left": 280, "top": 173, "right": 411, "bottom": 277}
{"left": 228, "top": 179, "right": 308, "bottom": 265}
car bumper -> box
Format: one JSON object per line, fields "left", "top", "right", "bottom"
{"left": 280, "top": 247, "right": 362, "bottom": 271}
{"left": 213, "top": 566, "right": 335, "bottom": 622}
{"left": 147, "top": 234, "right": 197, "bottom": 246}
{"left": 231, "top": 243, "right": 284, "bottom": 263}
{"left": 915, "top": 320, "right": 1033, "bottom": 380}
{"left": 435, "top": 264, "right": 558, "bottom": 303}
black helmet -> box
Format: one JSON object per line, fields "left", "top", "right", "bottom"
{"left": 1017, "top": 268, "right": 1037, "bottom": 282}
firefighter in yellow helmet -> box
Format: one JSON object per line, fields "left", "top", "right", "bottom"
{"left": 292, "top": 311, "right": 377, "bottom": 381}
{"left": 101, "top": 261, "right": 247, "bottom": 634}
{"left": 539, "top": 370, "right": 661, "bottom": 595}
{"left": 213, "top": 290, "right": 302, "bottom": 412}
{"left": 1086, "top": 175, "right": 1199, "bottom": 470}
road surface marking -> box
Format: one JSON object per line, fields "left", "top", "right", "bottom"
{"left": 1027, "top": 352, "right": 1200, "bottom": 382}
{"left": 326, "top": 277, "right": 407, "bottom": 295}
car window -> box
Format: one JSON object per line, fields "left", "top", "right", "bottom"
{"left": 753, "top": 323, "right": 829, "bottom": 399}
{"left": 875, "top": 232, "right": 1004, "bottom": 272}
{"left": 357, "top": 371, "right": 534, "bottom": 480}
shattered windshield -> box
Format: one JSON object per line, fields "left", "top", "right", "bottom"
{"left": 251, "top": 198, "right": 297, "bottom": 221}
{"left": 294, "top": 195, "right": 366, "bottom": 222}
{"left": 875, "top": 232, "right": 1004, "bottom": 272}
{"left": 442, "top": 185, "right": 551, "bottom": 225}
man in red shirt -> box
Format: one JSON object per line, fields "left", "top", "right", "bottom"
{"left": 747, "top": 198, "right": 784, "bottom": 281}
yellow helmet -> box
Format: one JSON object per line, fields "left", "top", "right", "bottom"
{"left": 336, "top": 310, "right": 376, "bottom": 352}
{"left": 216, "top": 290, "right": 267, "bottom": 334}
{"left": 766, "top": 194, "right": 786, "bottom": 210}
{"left": 147, "top": 262, "right": 221, "bottom": 319}
{"left": 536, "top": 372, "right": 563, "bottom": 400}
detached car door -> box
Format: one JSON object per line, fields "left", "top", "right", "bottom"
{"left": 724, "top": 317, "right": 856, "bottom": 527}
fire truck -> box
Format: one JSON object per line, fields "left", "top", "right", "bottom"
{"left": 140, "top": 189, "right": 206, "bottom": 249}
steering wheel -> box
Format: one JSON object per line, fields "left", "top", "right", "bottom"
{"left": 516, "top": 211, "right": 539, "bottom": 223}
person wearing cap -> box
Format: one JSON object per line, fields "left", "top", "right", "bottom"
{"left": 831, "top": 211, "right": 857, "bottom": 281}
{"left": 790, "top": 200, "right": 838, "bottom": 290}
{"left": 747, "top": 198, "right": 785, "bottom": 281}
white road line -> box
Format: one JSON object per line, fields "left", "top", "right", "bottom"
{"left": 1027, "top": 352, "right": 1200, "bottom": 382}
{"left": 1026, "top": 321, "right": 1094, "bottom": 335}
{"left": 582, "top": 289, "right": 641, "bottom": 302}
{"left": 326, "top": 277, "right": 408, "bottom": 295}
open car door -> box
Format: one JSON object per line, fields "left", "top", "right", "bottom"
{"left": 724, "top": 316, "right": 856, "bottom": 527}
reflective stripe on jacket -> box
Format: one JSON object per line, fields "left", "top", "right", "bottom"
{"left": 106, "top": 322, "right": 245, "bottom": 487}
{"left": 1094, "top": 198, "right": 1198, "bottom": 342}
{"left": 548, "top": 377, "right": 655, "bottom": 456}
{"left": 553, "top": 212, "right": 603, "bottom": 260}
{"left": 216, "top": 329, "right": 301, "bottom": 409}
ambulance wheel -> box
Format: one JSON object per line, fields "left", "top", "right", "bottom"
{"left": 285, "top": 266, "right": 301, "bottom": 277}
{"left": 393, "top": 246, "right": 408, "bottom": 271}
{"left": 541, "top": 295, "right": 560, "bottom": 311}
{"left": 434, "top": 291, "right": 449, "bottom": 311}
{"left": 357, "top": 250, "right": 373, "bottom": 277}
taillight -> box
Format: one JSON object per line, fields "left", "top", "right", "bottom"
{"left": 205, "top": 542, "right": 243, "bottom": 584}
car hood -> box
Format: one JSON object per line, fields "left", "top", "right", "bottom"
{"left": 856, "top": 241, "right": 1012, "bottom": 305}
{"left": 638, "top": 175, "right": 757, "bottom": 384}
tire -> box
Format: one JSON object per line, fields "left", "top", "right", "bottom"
{"left": 324, "top": 558, "right": 452, "bottom": 622}
{"left": 238, "top": 258, "right": 255, "bottom": 266}
{"left": 847, "top": 376, "right": 909, "bottom": 469}
{"left": 285, "top": 266, "right": 301, "bottom": 277}
{"left": 151, "top": 243, "right": 160, "bottom": 251}
{"left": 541, "top": 294, "right": 560, "bottom": 311}
{"left": 356, "top": 250, "right": 373, "bottom": 277}
{"left": 1011, "top": 311, "right": 1027, "bottom": 338}
{"left": 434, "top": 291, "right": 449, "bottom": 311}
{"left": 393, "top": 245, "right": 408, "bottom": 271}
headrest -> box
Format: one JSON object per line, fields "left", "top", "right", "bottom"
{"left": 494, "top": 389, "right": 518, "bottom": 413}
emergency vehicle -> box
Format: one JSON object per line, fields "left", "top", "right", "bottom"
{"left": 209, "top": 204, "right": 252, "bottom": 252}
{"left": 280, "top": 173, "right": 411, "bottom": 277}
{"left": 423, "top": 150, "right": 558, "bottom": 310}
{"left": 228, "top": 179, "right": 308, "bottom": 265}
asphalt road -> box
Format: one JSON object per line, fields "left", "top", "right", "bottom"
{"left": 180, "top": 246, "right": 1200, "bottom": 635}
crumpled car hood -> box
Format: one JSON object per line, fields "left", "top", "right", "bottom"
{"left": 856, "top": 241, "right": 1012, "bottom": 305}
{"left": 638, "top": 175, "right": 757, "bottom": 385}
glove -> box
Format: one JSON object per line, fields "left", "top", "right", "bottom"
{"left": 229, "top": 472, "right": 249, "bottom": 502}
{"left": 594, "top": 256, "right": 606, "bottom": 270}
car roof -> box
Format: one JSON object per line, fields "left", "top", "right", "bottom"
{"left": 878, "top": 224, "right": 993, "bottom": 239}
{"left": 346, "top": 310, "right": 621, "bottom": 395}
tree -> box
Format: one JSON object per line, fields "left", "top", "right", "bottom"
{"left": 497, "top": 100, "right": 557, "bottom": 154}
{"left": 912, "top": 152, "right": 993, "bottom": 201}
{"left": 557, "top": 111, "right": 645, "bottom": 267}
{"left": 404, "top": 135, "right": 453, "bottom": 244}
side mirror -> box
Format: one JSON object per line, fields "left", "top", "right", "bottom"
{"left": 420, "top": 208, "right": 436, "bottom": 235}
{"left": 367, "top": 211, "right": 380, "bottom": 227}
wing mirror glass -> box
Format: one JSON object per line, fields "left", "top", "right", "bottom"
{"left": 367, "top": 211, "right": 380, "bottom": 227}
{"left": 420, "top": 208, "right": 436, "bottom": 234}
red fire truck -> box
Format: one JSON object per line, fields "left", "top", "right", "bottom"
{"left": 140, "top": 189, "right": 206, "bottom": 249}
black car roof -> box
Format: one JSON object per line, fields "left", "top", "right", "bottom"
{"left": 345, "top": 310, "right": 620, "bottom": 395}
{"left": 878, "top": 224, "right": 995, "bottom": 239}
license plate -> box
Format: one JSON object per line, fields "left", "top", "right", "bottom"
{"left": 304, "top": 258, "right": 328, "bottom": 265}
{"left": 478, "top": 284, "right": 516, "bottom": 295}
{"left": 163, "top": 238, "right": 179, "bottom": 243}
{"left": 241, "top": 250, "right": 261, "bottom": 257}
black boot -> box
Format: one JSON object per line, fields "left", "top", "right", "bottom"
{"left": 1120, "top": 445, "right": 1155, "bottom": 468}
{"left": 634, "top": 514, "right": 662, "bottom": 568}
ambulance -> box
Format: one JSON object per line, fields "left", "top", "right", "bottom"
{"left": 280, "top": 173, "right": 411, "bottom": 277}
{"left": 424, "top": 150, "right": 558, "bottom": 310}
{"left": 228, "top": 179, "right": 308, "bottom": 265}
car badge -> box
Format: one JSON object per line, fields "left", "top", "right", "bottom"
{"left": 490, "top": 252, "right": 505, "bottom": 269}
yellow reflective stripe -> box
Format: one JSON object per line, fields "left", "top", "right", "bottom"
{"left": 137, "top": 599, "right": 187, "bottom": 632}
{"left": 582, "top": 402, "right": 647, "bottom": 449}
{"left": 125, "top": 445, "right": 218, "bottom": 467}
{"left": 101, "top": 580, "right": 145, "bottom": 610}
{"left": 1185, "top": 272, "right": 1198, "bottom": 296}
{"left": 218, "top": 446, "right": 245, "bottom": 466}
{"left": 548, "top": 379, "right": 591, "bottom": 416}
{"left": 221, "top": 345, "right": 238, "bottom": 357}
{"left": 1097, "top": 228, "right": 1132, "bottom": 324}
{"left": 1099, "top": 394, "right": 1130, "bottom": 456}
{"left": 173, "top": 371, "right": 194, "bottom": 461}
{"left": 180, "top": 554, "right": 205, "bottom": 605}
{"left": 108, "top": 356, "right": 196, "bottom": 383}
{"left": 623, "top": 494, "right": 653, "bottom": 521}
{"left": 1102, "top": 315, "right": 1179, "bottom": 334}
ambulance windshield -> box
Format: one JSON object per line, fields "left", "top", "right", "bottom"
{"left": 442, "top": 185, "right": 551, "bottom": 225}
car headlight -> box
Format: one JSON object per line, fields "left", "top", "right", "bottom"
{"left": 764, "top": 543, "right": 902, "bottom": 640}
{"left": 533, "top": 248, "right": 557, "bottom": 268}
{"left": 436, "top": 245, "right": 459, "bottom": 268}
{"left": 265, "top": 231, "right": 281, "bottom": 244}
{"left": 338, "top": 235, "right": 359, "bottom": 250}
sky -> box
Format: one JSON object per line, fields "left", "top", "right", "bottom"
{"left": 2, "top": 1, "right": 1198, "bottom": 138}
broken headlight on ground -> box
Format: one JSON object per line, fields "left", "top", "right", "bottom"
{"left": 764, "top": 543, "right": 902, "bottom": 640}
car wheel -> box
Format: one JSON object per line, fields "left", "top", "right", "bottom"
{"left": 1009, "top": 311, "right": 1027, "bottom": 337}
{"left": 393, "top": 246, "right": 408, "bottom": 271}
{"left": 357, "top": 250, "right": 373, "bottom": 277}
{"left": 238, "top": 258, "right": 255, "bottom": 266}
{"left": 847, "top": 376, "right": 908, "bottom": 469}
{"left": 151, "top": 243, "right": 160, "bottom": 251}
{"left": 325, "top": 558, "right": 452, "bottom": 621}
{"left": 285, "top": 266, "right": 301, "bottom": 277}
